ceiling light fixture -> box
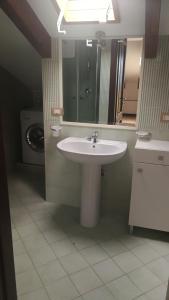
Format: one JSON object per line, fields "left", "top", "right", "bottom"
{"left": 54, "top": 0, "right": 118, "bottom": 24}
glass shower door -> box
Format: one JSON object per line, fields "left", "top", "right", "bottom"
{"left": 78, "top": 40, "right": 97, "bottom": 123}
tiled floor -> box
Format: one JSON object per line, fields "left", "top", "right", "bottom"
{"left": 9, "top": 169, "right": 169, "bottom": 300}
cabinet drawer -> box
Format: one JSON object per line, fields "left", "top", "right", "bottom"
{"left": 134, "top": 149, "right": 169, "bottom": 165}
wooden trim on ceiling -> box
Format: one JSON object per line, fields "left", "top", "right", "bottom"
{"left": 145, "top": 0, "right": 161, "bottom": 58}
{"left": 0, "top": 0, "right": 51, "bottom": 58}
{"left": 51, "top": 0, "right": 120, "bottom": 25}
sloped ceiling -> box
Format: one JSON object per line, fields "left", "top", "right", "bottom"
{"left": 27, "top": 0, "right": 169, "bottom": 37}
{"left": 27, "top": 0, "right": 145, "bottom": 37}
{"left": 0, "top": 8, "right": 42, "bottom": 88}
{"left": 0, "top": 0, "right": 168, "bottom": 88}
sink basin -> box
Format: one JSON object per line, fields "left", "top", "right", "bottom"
{"left": 57, "top": 137, "right": 127, "bottom": 228}
{"left": 57, "top": 137, "right": 127, "bottom": 165}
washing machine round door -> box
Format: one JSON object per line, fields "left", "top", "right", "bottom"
{"left": 26, "top": 123, "right": 44, "bottom": 152}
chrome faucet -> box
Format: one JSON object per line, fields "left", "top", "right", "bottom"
{"left": 87, "top": 131, "right": 98, "bottom": 143}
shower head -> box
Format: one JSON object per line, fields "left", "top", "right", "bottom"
{"left": 95, "top": 31, "right": 106, "bottom": 50}
{"left": 97, "top": 40, "right": 106, "bottom": 49}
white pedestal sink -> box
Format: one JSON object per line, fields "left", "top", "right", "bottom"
{"left": 57, "top": 137, "right": 127, "bottom": 227}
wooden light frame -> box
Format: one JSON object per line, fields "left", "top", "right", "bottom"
{"left": 51, "top": 0, "right": 120, "bottom": 25}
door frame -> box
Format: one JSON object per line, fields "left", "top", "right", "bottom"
{"left": 0, "top": 113, "right": 17, "bottom": 300}
{"left": 108, "top": 40, "right": 118, "bottom": 124}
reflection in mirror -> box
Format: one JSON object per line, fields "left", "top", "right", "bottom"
{"left": 62, "top": 38, "right": 143, "bottom": 126}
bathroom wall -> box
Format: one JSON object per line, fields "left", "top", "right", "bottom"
{"left": 42, "top": 40, "right": 136, "bottom": 215}
{"left": 138, "top": 36, "right": 169, "bottom": 137}
{"left": 42, "top": 35, "right": 169, "bottom": 215}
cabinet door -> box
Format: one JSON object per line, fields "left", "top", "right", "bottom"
{"left": 129, "top": 162, "right": 169, "bottom": 232}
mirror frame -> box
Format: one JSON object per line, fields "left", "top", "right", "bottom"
{"left": 58, "top": 37, "right": 144, "bottom": 131}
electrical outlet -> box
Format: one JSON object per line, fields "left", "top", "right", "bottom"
{"left": 161, "top": 112, "right": 169, "bottom": 122}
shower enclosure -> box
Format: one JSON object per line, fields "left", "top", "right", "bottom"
{"left": 62, "top": 38, "right": 129, "bottom": 125}
{"left": 62, "top": 40, "right": 101, "bottom": 123}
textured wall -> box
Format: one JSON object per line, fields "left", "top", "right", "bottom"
{"left": 138, "top": 36, "right": 169, "bottom": 133}
{"left": 42, "top": 36, "right": 169, "bottom": 215}
{"left": 42, "top": 39, "right": 60, "bottom": 139}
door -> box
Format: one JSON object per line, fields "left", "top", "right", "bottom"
{"left": 0, "top": 114, "right": 17, "bottom": 300}
{"left": 129, "top": 162, "right": 169, "bottom": 232}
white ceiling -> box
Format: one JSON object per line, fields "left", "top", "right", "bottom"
{"left": 27, "top": 0, "right": 169, "bottom": 38}
{"left": 0, "top": 9, "right": 42, "bottom": 88}
{"left": 27, "top": 0, "right": 145, "bottom": 38}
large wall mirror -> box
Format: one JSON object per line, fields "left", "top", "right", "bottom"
{"left": 62, "top": 37, "right": 143, "bottom": 127}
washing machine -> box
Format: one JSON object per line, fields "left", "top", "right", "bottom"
{"left": 20, "top": 110, "right": 44, "bottom": 165}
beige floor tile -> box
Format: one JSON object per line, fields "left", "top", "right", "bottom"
{"left": 132, "top": 244, "right": 160, "bottom": 264}
{"left": 128, "top": 266, "right": 161, "bottom": 293}
{"left": 80, "top": 245, "right": 108, "bottom": 265}
{"left": 93, "top": 258, "right": 123, "bottom": 283}
{"left": 17, "top": 223, "right": 41, "bottom": 239}
{"left": 13, "top": 214, "right": 33, "bottom": 228}
{"left": 51, "top": 239, "right": 76, "bottom": 258}
{"left": 37, "top": 260, "right": 66, "bottom": 285}
{"left": 70, "top": 235, "right": 96, "bottom": 250}
{"left": 119, "top": 234, "right": 146, "bottom": 250}
{"left": 30, "top": 210, "right": 51, "bottom": 222}
{"left": 147, "top": 257, "right": 169, "bottom": 282}
{"left": 135, "top": 296, "right": 149, "bottom": 300}
{"left": 113, "top": 251, "right": 142, "bottom": 273}
{"left": 43, "top": 228, "right": 67, "bottom": 244}
{"left": 13, "top": 240, "right": 26, "bottom": 256}
{"left": 14, "top": 253, "right": 33, "bottom": 274}
{"left": 70, "top": 267, "right": 102, "bottom": 294}
{"left": 46, "top": 276, "right": 79, "bottom": 300}
{"left": 36, "top": 218, "right": 58, "bottom": 231}
{"left": 12, "top": 228, "right": 20, "bottom": 241}
{"left": 16, "top": 269, "right": 42, "bottom": 295}
{"left": 99, "top": 239, "right": 127, "bottom": 257}
{"left": 28, "top": 246, "right": 56, "bottom": 267}
{"left": 107, "top": 275, "right": 141, "bottom": 300}
{"left": 23, "top": 233, "right": 49, "bottom": 252}
{"left": 10, "top": 171, "right": 169, "bottom": 300}
{"left": 146, "top": 284, "right": 167, "bottom": 300}
{"left": 83, "top": 286, "right": 116, "bottom": 300}
{"left": 59, "top": 252, "right": 88, "bottom": 274}
{"left": 18, "top": 288, "right": 50, "bottom": 300}
{"left": 148, "top": 240, "right": 169, "bottom": 256}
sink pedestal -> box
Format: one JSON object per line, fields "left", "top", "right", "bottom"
{"left": 80, "top": 164, "right": 101, "bottom": 227}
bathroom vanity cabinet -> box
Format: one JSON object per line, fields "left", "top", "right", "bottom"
{"left": 129, "top": 139, "right": 169, "bottom": 232}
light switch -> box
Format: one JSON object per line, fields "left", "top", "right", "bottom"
{"left": 51, "top": 107, "right": 64, "bottom": 116}
{"left": 161, "top": 112, "right": 169, "bottom": 122}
